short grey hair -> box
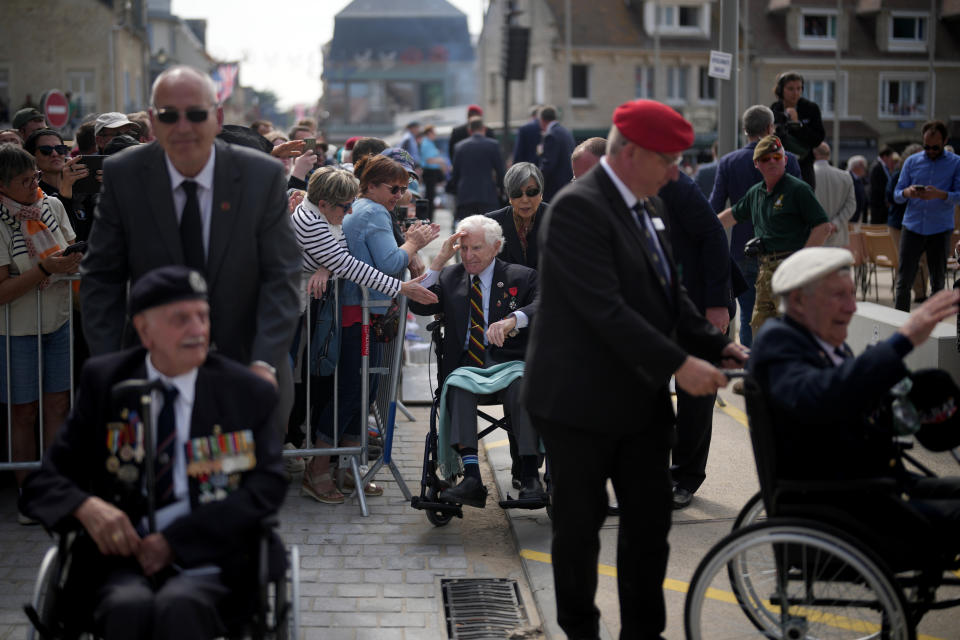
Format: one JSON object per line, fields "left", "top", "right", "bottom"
{"left": 307, "top": 166, "right": 360, "bottom": 206}
{"left": 504, "top": 162, "right": 543, "bottom": 196}
{"left": 0, "top": 144, "right": 36, "bottom": 186}
{"left": 847, "top": 155, "right": 867, "bottom": 172}
{"left": 151, "top": 65, "right": 218, "bottom": 107}
{"left": 742, "top": 105, "right": 774, "bottom": 138}
{"left": 456, "top": 215, "right": 504, "bottom": 254}
{"left": 606, "top": 124, "right": 629, "bottom": 155}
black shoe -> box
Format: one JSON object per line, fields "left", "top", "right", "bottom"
{"left": 440, "top": 476, "right": 488, "bottom": 508}
{"left": 512, "top": 475, "right": 522, "bottom": 490}
{"left": 518, "top": 477, "right": 546, "bottom": 501}
{"left": 672, "top": 486, "right": 693, "bottom": 510}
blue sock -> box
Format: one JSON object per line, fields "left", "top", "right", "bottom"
{"left": 460, "top": 448, "right": 480, "bottom": 479}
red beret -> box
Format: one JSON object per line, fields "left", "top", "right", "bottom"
{"left": 467, "top": 104, "right": 483, "bottom": 116}
{"left": 344, "top": 136, "right": 360, "bottom": 150}
{"left": 612, "top": 99, "right": 694, "bottom": 153}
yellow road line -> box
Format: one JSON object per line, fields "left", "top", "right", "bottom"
{"left": 519, "top": 548, "right": 943, "bottom": 640}
{"left": 718, "top": 402, "right": 749, "bottom": 428}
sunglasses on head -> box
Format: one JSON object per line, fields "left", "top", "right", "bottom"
{"left": 509, "top": 186, "right": 541, "bottom": 199}
{"left": 36, "top": 144, "right": 69, "bottom": 156}
{"left": 154, "top": 107, "right": 212, "bottom": 124}
{"left": 384, "top": 184, "right": 407, "bottom": 195}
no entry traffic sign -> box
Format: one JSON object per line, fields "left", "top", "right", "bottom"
{"left": 43, "top": 90, "right": 69, "bottom": 129}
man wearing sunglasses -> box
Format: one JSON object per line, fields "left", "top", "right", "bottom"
{"left": 81, "top": 65, "right": 300, "bottom": 418}
{"left": 891, "top": 120, "right": 960, "bottom": 312}
{"left": 717, "top": 135, "right": 831, "bottom": 335}
{"left": 94, "top": 112, "right": 140, "bottom": 153}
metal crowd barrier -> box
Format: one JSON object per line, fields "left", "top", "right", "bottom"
{"left": 283, "top": 278, "right": 414, "bottom": 516}
{"left": 1, "top": 273, "right": 80, "bottom": 472}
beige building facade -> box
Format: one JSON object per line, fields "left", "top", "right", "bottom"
{"left": 0, "top": 0, "right": 150, "bottom": 127}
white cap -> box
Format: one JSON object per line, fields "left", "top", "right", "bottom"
{"left": 772, "top": 247, "right": 854, "bottom": 295}
{"left": 95, "top": 112, "right": 134, "bottom": 136}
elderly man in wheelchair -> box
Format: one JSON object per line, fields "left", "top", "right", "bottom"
{"left": 18, "top": 266, "right": 289, "bottom": 640}
{"left": 408, "top": 215, "right": 543, "bottom": 508}
{"left": 684, "top": 247, "right": 960, "bottom": 639}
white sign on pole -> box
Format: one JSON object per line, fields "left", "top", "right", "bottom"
{"left": 708, "top": 51, "right": 733, "bottom": 80}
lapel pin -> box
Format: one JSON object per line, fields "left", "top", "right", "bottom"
{"left": 497, "top": 281, "right": 504, "bottom": 288}
{"left": 220, "top": 201, "right": 230, "bottom": 211}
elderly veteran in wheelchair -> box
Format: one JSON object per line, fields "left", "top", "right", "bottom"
{"left": 748, "top": 247, "right": 960, "bottom": 548}
{"left": 408, "top": 215, "right": 542, "bottom": 508}
{"left": 19, "top": 266, "right": 286, "bottom": 640}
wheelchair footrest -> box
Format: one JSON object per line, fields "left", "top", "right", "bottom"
{"left": 410, "top": 497, "right": 464, "bottom": 516}
{"left": 498, "top": 494, "right": 550, "bottom": 510}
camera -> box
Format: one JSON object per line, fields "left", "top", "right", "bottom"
{"left": 414, "top": 198, "right": 429, "bottom": 220}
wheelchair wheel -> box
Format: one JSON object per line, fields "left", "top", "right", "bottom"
{"left": 26, "top": 545, "right": 61, "bottom": 640}
{"left": 686, "top": 519, "right": 914, "bottom": 640}
{"left": 732, "top": 491, "right": 766, "bottom": 531}
{"left": 425, "top": 488, "right": 453, "bottom": 527}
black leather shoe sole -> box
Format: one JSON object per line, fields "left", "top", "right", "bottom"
{"left": 440, "top": 486, "right": 488, "bottom": 508}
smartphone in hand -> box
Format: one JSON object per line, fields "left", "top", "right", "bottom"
{"left": 62, "top": 241, "right": 88, "bottom": 256}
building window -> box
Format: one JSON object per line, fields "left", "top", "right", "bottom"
{"left": 635, "top": 67, "right": 654, "bottom": 99}
{"left": 698, "top": 67, "right": 716, "bottom": 102}
{"left": 326, "top": 82, "right": 346, "bottom": 122}
{"left": 665, "top": 67, "right": 688, "bottom": 105}
{"left": 806, "top": 79, "right": 835, "bottom": 116}
{"left": 644, "top": 3, "right": 710, "bottom": 37}
{"left": 879, "top": 75, "right": 927, "bottom": 118}
{"left": 571, "top": 64, "right": 589, "bottom": 101}
{"left": 888, "top": 12, "right": 927, "bottom": 51}
{"left": 532, "top": 65, "right": 545, "bottom": 104}
{"left": 66, "top": 70, "right": 97, "bottom": 116}
{"left": 798, "top": 10, "right": 837, "bottom": 50}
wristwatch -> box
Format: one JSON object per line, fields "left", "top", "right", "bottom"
{"left": 250, "top": 360, "right": 277, "bottom": 377}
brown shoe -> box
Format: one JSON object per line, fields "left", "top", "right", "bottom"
{"left": 341, "top": 470, "right": 384, "bottom": 496}
{"left": 301, "top": 469, "right": 345, "bottom": 504}
{"left": 732, "top": 380, "right": 745, "bottom": 395}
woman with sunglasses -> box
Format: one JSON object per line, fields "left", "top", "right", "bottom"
{"left": 0, "top": 145, "right": 82, "bottom": 522}
{"left": 300, "top": 156, "right": 438, "bottom": 502}
{"left": 485, "top": 162, "right": 546, "bottom": 269}
{"left": 24, "top": 129, "right": 89, "bottom": 238}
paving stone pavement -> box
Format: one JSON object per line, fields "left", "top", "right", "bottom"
{"left": 0, "top": 400, "right": 545, "bottom": 639}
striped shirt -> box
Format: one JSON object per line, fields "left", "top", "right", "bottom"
{"left": 291, "top": 199, "right": 400, "bottom": 297}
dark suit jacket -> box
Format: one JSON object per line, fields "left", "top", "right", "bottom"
{"left": 80, "top": 139, "right": 302, "bottom": 368}
{"left": 850, "top": 171, "right": 867, "bottom": 223}
{"left": 692, "top": 161, "right": 717, "bottom": 199}
{"left": 485, "top": 202, "right": 546, "bottom": 270}
{"left": 449, "top": 134, "right": 506, "bottom": 209}
{"left": 449, "top": 123, "right": 497, "bottom": 163}
{"left": 408, "top": 258, "right": 538, "bottom": 386}
{"left": 748, "top": 316, "right": 908, "bottom": 481}
{"left": 538, "top": 122, "right": 575, "bottom": 203}
{"left": 512, "top": 118, "right": 542, "bottom": 165}
{"left": 524, "top": 163, "right": 729, "bottom": 433}
{"left": 869, "top": 161, "right": 890, "bottom": 224}
{"left": 658, "top": 173, "right": 734, "bottom": 316}
{"left": 20, "top": 349, "right": 286, "bottom": 575}
{"left": 772, "top": 97, "right": 825, "bottom": 187}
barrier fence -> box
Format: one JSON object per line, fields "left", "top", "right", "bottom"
{"left": 1, "top": 273, "right": 80, "bottom": 473}
{"left": 3, "top": 275, "right": 415, "bottom": 519}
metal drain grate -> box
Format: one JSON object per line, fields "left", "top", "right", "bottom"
{"left": 441, "top": 578, "right": 528, "bottom": 639}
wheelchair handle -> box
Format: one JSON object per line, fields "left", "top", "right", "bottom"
{"left": 111, "top": 378, "right": 167, "bottom": 401}
{"left": 721, "top": 369, "right": 747, "bottom": 379}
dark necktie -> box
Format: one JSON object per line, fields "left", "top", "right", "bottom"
{"left": 834, "top": 345, "right": 851, "bottom": 363}
{"left": 467, "top": 275, "right": 486, "bottom": 366}
{"left": 180, "top": 180, "right": 205, "bottom": 273}
{"left": 155, "top": 385, "right": 179, "bottom": 508}
{"left": 632, "top": 202, "right": 672, "bottom": 296}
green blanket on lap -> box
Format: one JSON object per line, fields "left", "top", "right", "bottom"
{"left": 437, "top": 360, "right": 526, "bottom": 481}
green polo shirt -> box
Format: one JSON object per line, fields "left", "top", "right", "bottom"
{"left": 731, "top": 173, "right": 828, "bottom": 253}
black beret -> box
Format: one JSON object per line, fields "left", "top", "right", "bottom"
{"left": 129, "top": 266, "right": 208, "bottom": 317}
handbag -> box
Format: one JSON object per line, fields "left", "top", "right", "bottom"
{"left": 310, "top": 281, "right": 340, "bottom": 377}
{"left": 371, "top": 298, "right": 401, "bottom": 343}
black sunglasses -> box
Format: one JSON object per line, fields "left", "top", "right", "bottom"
{"left": 36, "top": 144, "right": 69, "bottom": 156}
{"left": 383, "top": 184, "right": 407, "bottom": 195}
{"left": 509, "top": 186, "right": 541, "bottom": 199}
{"left": 923, "top": 145, "right": 942, "bottom": 152}
{"left": 154, "top": 107, "right": 212, "bottom": 124}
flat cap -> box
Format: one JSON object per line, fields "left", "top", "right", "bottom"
{"left": 13, "top": 108, "right": 44, "bottom": 130}
{"left": 612, "top": 99, "right": 693, "bottom": 153}
{"left": 753, "top": 135, "right": 784, "bottom": 161}
{"left": 772, "top": 247, "right": 854, "bottom": 295}
{"left": 129, "top": 265, "right": 208, "bottom": 317}
{"left": 94, "top": 112, "right": 134, "bottom": 137}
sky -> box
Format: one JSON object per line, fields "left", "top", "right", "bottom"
{"left": 170, "top": 0, "right": 488, "bottom": 110}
